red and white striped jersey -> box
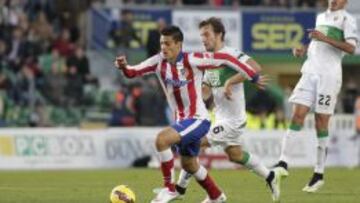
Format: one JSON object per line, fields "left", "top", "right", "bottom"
{"left": 120, "top": 52, "right": 257, "bottom": 121}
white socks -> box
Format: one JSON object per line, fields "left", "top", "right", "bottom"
{"left": 158, "top": 148, "right": 173, "bottom": 162}
{"left": 279, "top": 128, "right": 301, "bottom": 163}
{"left": 177, "top": 169, "right": 192, "bottom": 188}
{"left": 314, "top": 131, "right": 329, "bottom": 174}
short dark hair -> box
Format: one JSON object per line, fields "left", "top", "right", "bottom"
{"left": 160, "top": 25, "right": 184, "bottom": 42}
{"left": 199, "top": 17, "right": 226, "bottom": 41}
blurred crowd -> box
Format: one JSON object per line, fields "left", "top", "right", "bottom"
{"left": 0, "top": 0, "right": 358, "bottom": 128}
{"left": 0, "top": 0, "right": 100, "bottom": 127}
{"left": 118, "top": 0, "right": 328, "bottom": 8}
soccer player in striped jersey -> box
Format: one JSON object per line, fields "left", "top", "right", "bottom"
{"left": 172, "top": 17, "right": 282, "bottom": 202}
{"left": 274, "top": 0, "right": 359, "bottom": 193}
{"left": 115, "top": 25, "right": 263, "bottom": 203}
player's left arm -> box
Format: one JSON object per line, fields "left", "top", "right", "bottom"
{"left": 224, "top": 58, "right": 267, "bottom": 100}
{"left": 191, "top": 52, "right": 259, "bottom": 82}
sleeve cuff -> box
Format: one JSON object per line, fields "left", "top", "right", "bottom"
{"left": 250, "top": 74, "right": 260, "bottom": 83}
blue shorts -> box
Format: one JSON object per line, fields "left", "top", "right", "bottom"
{"left": 171, "top": 118, "right": 211, "bottom": 157}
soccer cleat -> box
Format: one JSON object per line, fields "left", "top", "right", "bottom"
{"left": 302, "top": 173, "right": 325, "bottom": 193}
{"left": 201, "top": 193, "right": 227, "bottom": 203}
{"left": 150, "top": 188, "right": 181, "bottom": 203}
{"left": 274, "top": 161, "right": 289, "bottom": 178}
{"left": 266, "top": 170, "right": 281, "bottom": 202}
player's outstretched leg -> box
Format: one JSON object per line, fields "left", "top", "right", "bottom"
{"left": 181, "top": 156, "right": 226, "bottom": 203}
{"left": 151, "top": 128, "right": 181, "bottom": 203}
{"left": 227, "top": 147, "right": 281, "bottom": 202}
{"left": 196, "top": 166, "right": 226, "bottom": 203}
{"left": 303, "top": 115, "right": 329, "bottom": 193}
{"left": 274, "top": 122, "right": 304, "bottom": 179}
{"left": 175, "top": 148, "right": 282, "bottom": 202}
{"left": 275, "top": 104, "right": 309, "bottom": 180}
{"left": 175, "top": 168, "right": 191, "bottom": 196}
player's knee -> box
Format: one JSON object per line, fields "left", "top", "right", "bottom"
{"left": 155, "top": 133, "right": 168, "bottom": 151}
{"left": 228, "top": 153, "right": 239, "bottom": 163}
{"left": 200, "top": 138, "right": 210, "bottom": 148}
{"left": 181, "top": 160, "right": 198, "bottom": 174}
{"left": 315, "top": 115, "right": 330, "bottom": 130}
{"left": 226, "top": 147, "right": 243, "bottom": 163}
{"left": 291, "top": 112, "right": 306, "bottom": 126}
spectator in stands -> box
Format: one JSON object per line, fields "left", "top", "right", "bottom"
{"left": 108, "top": 90, "right": 135, "bottom": 126}
{"left": 133, "top": 76, "right": 167, "bottom": 126}
{"left": 7, "top": 27, "right": 30, "bottom": 72}
{"left": 43, "top": 62, "right": 67, "bottom": 106}
{"left": 233, "top": 0, "right": 262, "bottom": 6}
{"left": 0, "top": 39, "right": 9, "bottom": 69}
{"left": 182, "top": 0, "right": 207, "bottom": 5}
{"left": 66, "top": 46, "right": 98, "bottom": 85}
{"left": 31, "top": 11, "right": 54, "bottom": 52}
{"left": 317, "top": 0, "right": 328, "bottom": 8}
{"left": 39, "top": 48, "right": 65, "bottom": 74}
{"left": 297, "top": 0, "right": 316, "bottom": 7}
{"left": 263, "top": 0, "right": 290, "bottom": 7}
{"left": 53, "top": 28, "right": 75, "bottom": 57}
{"left": 13, "top": 64, "right": 40, "bottom": 107}
{"left": 0, "top": 68, "right": 12, "bottom": 92}
{"left": 108, "top": 9, "right": 142, "bottom": 52}
{"left": 64, "top": 64, "right": 83, "bottom": 106}
{"left": 247, "top": 89, "right": 277, "bottom": 115}
{"left": 146, "top": 18, "right": 166, "bottom": 57}
{"left": 0, "top": 0, "right": 23, "bottom": 28}
{"left": 17, "top": 11, "right": 30, "bottom": 32}
{"left": 24, "top": 0, "right": 56, "bottom": 22}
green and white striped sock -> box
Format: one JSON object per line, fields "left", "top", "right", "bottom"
{"left": 239, "top": 151, "right": 270, "bottom": 178}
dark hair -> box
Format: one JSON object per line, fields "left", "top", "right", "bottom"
{"left": 199, "top": 17, "right": 226, "bottom": 41}
{"left": 160, "top": 25, "right": 184, "bottom": 42}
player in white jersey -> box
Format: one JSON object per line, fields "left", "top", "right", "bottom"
{"left": 162, "top": 17, "right": 282, "bottom": 202}
{"left": 115, "top": 25, "right": 263, "bottom": 203}
{"left": 274, "top": 0, "right": 359, "bottom": 193}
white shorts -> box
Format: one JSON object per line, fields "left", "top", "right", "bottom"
{"left": 207, "top": 120, "right": 246, "bottom": 148}
{"left": 289, "top": 73, "right": 342, "bottom": 115}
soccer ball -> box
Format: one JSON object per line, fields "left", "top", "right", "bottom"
{"left": 110, "top": 185, "right": 136, "bottom": 203}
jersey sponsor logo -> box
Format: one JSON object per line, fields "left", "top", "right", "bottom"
{"left": 164, "top": 78, "right": 191, "bottom": 87}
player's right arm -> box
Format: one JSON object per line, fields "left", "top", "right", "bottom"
{"left": 114, "top": 54, "right": 160, "bottom": 78}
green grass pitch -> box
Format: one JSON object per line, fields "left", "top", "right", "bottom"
{"left": 0, "top": 168, "right": 359, "bottom": 203}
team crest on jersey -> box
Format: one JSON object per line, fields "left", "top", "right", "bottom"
{"left": 176, "top": 62, "right": 189, "bottom": 77}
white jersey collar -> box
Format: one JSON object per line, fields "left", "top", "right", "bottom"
{"left": 326, "top": 9, "right": 345, "bottom": 16}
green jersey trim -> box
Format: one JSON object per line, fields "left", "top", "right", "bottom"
{"left": 316, "top": 25, "right": 344, "bottom": 41}
{"left": 206, "top": 67, "right": 238, "bottom": 87}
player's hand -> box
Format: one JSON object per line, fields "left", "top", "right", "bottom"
{"left": 308, "top": 29, "right": 327, "bottom": 42}
{"left": 255, "top": 74, "right": 269, "bottom": 90}
{"left": 292, "top": 46, "right": 306, "bottom": 58}
{"left": 224, "top": 81, "right": 233, "bottom": 100}
{"left": 114, "top": 56, "right": 127, "bottom": 70}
